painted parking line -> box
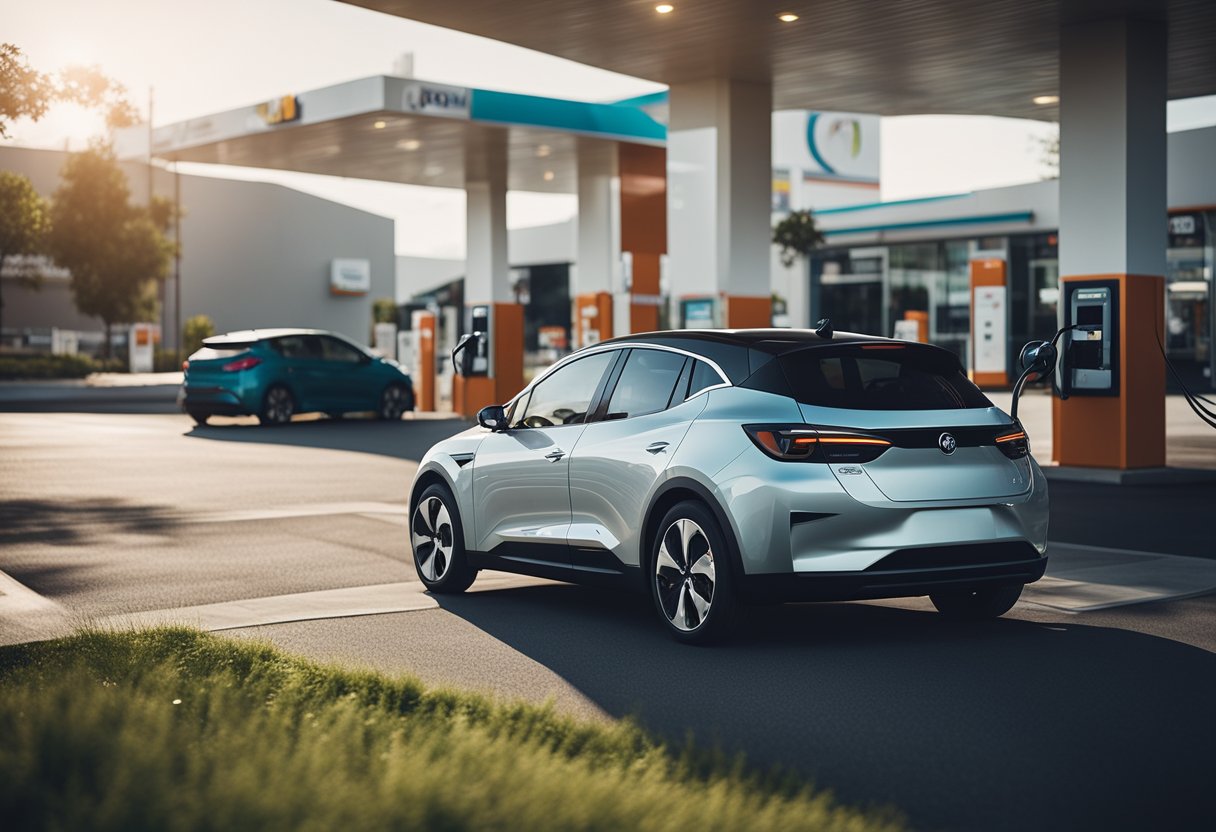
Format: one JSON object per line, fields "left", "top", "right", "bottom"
{"left": 97, "top": 572, "right": 549, "bottom": 633}
{"left": 189, "top": 502, "right": 405, "bottom": 524}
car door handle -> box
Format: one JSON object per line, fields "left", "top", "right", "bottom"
{"left": 544, "top": 449, "right": 566, "bottom": 462}
{"left": 645, "top": 442, "right": 670, "bottom": 454}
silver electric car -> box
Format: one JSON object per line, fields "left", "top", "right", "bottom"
{"left": 409, "top": 328, "right": 1049, "bottom": 644}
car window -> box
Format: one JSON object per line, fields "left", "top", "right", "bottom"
{"left": 777, "top": 345, "right": 992, "bottom": 410}
{"left": 321, "top": 336, "right": 365, "bottom": 363}
{"left": 605, "top": 349, "right": 687, "bottom": 420}
{"left": 688, "top": 360, "right": 722, "bottom": 398}
{"left": 515, "top": 351, "right": 615, "bottom": 428}
{"left": 665, "top": 359, "right": 694, "bottom": 407}
{"left": 273, "top": 335, "right": 322, "bottom": 359}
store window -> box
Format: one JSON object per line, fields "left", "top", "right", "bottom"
{"left": 1166, "top": 210, "right": 1213, "bottom": 384}
{"left": 812, "top": 248, "right": 885, "bottom": 337}
{"left": 1009, "top": 233, "right": 1060, "bottom": 378}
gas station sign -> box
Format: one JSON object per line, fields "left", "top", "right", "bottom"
{"left": 256, "top": 95, "right": 300, "bottom": 126}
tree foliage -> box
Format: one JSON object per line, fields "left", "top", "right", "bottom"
{"left": 772, "top": 209, "right": 825, "bottom": 268}
{"left": 0, "top": 171, "right": 48, "bottom": 272}
{"left": 0, "top": 43, "right": 138, "bottom": 139}
{"left": 372, "top": 297, "right": 398, "bottom": 325}
{"left": 1038, "top": 130, "right": 1060, "bottom": 180}
{"left": 182, "top": 314, "right": 215, "bottom": 355}
{"left": 0, "top": 171, "right": 51, "bottom": 342}
{"left": 47, "top": 146, "right": 172, "bottom": 357}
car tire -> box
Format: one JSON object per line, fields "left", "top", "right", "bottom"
{"left": 649, "top": 500, "right": 739, "bottom": 645}
{"left": 410, "top": 483, "right": 477, "bottom": 593}
{"left": 378, "top": 383, "right": 410, "bottom": 421}
{"left": 187, "top": 410, "right": 210, "bottom": 426}
{"left": 258, "top": 385, "right": 295, "bottom": 427}
{"left": 930, "top": 583, "right": 1023, "bottom": 620}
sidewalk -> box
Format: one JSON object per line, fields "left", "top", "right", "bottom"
{"left": 1025, "top": 543, "right": 1216, "bottom": 612}
{"left": 0, "top": 373, "right": 181, "bottom": 413}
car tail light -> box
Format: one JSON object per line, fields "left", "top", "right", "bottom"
{"left": 222, "top": 356, "right": 262, "bottom": 372}
{"left": 744, "top": 425, "right": 892, "bottom": 463}
{"left": 995, "top": 429, "right": 1030, "bottom": 459}
{"left": 181, "top": 360, "right": 189, "bottom": 372}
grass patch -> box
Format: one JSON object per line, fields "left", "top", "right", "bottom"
{"left": 0, "top": 628, "right": 904, "bottom": 832}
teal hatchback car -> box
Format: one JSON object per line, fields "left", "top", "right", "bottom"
{"left": 179, "top": 328, "right": 414, "bottom": 426}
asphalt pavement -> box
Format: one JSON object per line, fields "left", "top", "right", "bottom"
{"left": 1, "top": 391, "right": 1214, "bottom": 832}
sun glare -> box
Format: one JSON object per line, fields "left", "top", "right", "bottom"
{"left": 43, "top": 102, "right": 109, "bottom": 149}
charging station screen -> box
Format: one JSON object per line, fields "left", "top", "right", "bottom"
{"left": 1076, "top": 305, "right": 1103, "bottom": 327}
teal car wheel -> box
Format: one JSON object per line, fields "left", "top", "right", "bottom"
{"left": 378, "top": 383, "right": 410, "bottom": 421}
{"left": 259, "top": 385, "right": 295, "bottom": 426}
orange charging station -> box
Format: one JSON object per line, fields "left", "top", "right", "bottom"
{"left": 1051, "top": 274, "right": 1165, "bottom": 469}
{"left": 574, "top": 291, "right": 614, "bottom": 348}
{"left": 412, "top": 311, "right": 436, "bottom": 413}
{"left": 454, "top": 303, "right": 524, "bottom": 418}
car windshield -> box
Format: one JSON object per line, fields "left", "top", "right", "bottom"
{"left": 777, "top": 344, "right": 992, "bottom": 410}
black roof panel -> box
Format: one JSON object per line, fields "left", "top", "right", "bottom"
{"left": 595, "top": 328, "right": 897, "bottom": 383}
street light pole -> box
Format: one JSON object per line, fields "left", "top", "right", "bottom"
{"left": 174, "top": 161, "right": 182, "bottom": 366}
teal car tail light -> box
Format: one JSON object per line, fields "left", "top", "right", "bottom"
{"left": 744, "top": 424, "right": 893, "bottom": 463}
{"left": 222, "top": 356, "right": 262, "bottom": 372}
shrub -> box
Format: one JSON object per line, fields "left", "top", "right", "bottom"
{"left": 0, "top": 353, "right": 120, "bottom": 380}
{"left": 182, "top": 314, "right": 215, "bottom": 356}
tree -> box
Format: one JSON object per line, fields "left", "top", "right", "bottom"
{"left": 47, "top": 145, "right": 172, "bottom": 359}
{"left": 182, "top": 314, "right": 215, "bottom": 356}
{"left": 0, "top": 172, "right": 49, "bottom": 346}
{"left": 1, "top": 43, "right": 138, "bottom": 139}
{"left": 1037, "top": 130, "right": 1060, "bottom": 180}
{"left": 372, "top": 298, "right": 398, "bottom": 325}
{"left": 773, "top": 209, "right": 825, "bottom": 268}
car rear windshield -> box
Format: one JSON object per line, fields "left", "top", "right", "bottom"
{"left": 776, "top": 345, "right": 992, "bottom": 410}
{"left": 192, "top": 346, "right": 251, "bottom": 360}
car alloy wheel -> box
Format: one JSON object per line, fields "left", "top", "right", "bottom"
{"left": 379, "top": 384, "right": 408, "bottom": 420}
{"left": 412, "top": 495, "right": 454, "bottom": 582}
{"left": 655, "top": 517, "right": 717, "bottom": 632}
{"left": 261, "top": 385, "right": 294, "bottom": 426}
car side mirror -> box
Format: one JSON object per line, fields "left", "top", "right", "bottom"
{"left": 477, "top": 404, "right": 507, "bottom": 431}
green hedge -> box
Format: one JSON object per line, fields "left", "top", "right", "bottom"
{"left": 0, "top": 354, "right": 122, "bottom": 380}
{"left": 0, "top": 628, "right": 904, "bottom": 832}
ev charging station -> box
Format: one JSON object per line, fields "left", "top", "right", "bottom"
{"left": 1061, "top": 282, "right": 1118, "bottom": 397}
{"left": 1051, "top": 275, "right": 1166, "bottom": 471}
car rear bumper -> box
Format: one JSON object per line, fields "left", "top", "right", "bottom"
{"left": 737, "top": 542, "right": 1048, "bottom": 603}
{"left": 178, "top": 386, "right": 252, "bottom": 416}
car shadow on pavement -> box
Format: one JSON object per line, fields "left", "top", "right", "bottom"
{"left": 183, "top": 417, "right": 473, "bottom": 462}
{"left": 435, "top": 583, "right": 1216, "bottom": 832}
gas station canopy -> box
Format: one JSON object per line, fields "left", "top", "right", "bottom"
{"left": 144, "top": 75, "right": 665, "bottom": 193}
{"left": 342, "top": 0, "right": 1216, "bottom": 121}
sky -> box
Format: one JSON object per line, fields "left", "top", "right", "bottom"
{"left": 4, "top": 0, "right": 1215, "bottom": 259}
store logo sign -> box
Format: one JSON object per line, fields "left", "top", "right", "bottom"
{"left": 257, "top": 95, "right": 300, "bottom": 126}
{"left": 402, "top": 82, "right": 470, "bottom": 119}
